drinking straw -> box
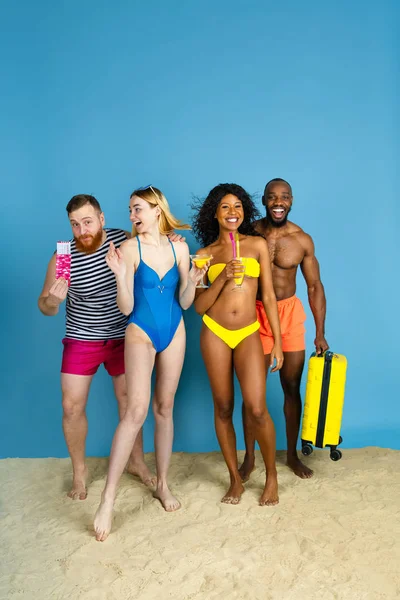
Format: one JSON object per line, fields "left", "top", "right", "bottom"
{"left": 229, "top": 232, "right": 236, "bottom": 258}
{"left": 235, "top": 232, "right": 240, "bottom": 258}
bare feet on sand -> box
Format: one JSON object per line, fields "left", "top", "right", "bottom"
{"left": 287, "top": 454, "right": 313, "bottom": 479}
{"left": 94, "top": 493, "right": 114, "bottom": 542}
{"left": 238, "top": 456, "right": 255, "bottom": 483}
{"left": 126, "top": 460, "right": 157, "bottom": 487}
{"left": 221, "top": 480, "right": 245, "bottom": 505}
{"left": 259, "top": 473, "right": 279, "bottom": 506}
{"left": 67, "top": 466, "right": 88, "bottom": 500}
{"left": 153, "top": 484, "right": 181, "bottom": 512}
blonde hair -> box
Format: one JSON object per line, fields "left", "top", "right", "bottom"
{"left": 130, "top": 186, "right": 191, "bottom": 237}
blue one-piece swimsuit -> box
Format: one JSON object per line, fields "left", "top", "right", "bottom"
{"left": 127, "top": 237, "right": 182, "bottom": 352}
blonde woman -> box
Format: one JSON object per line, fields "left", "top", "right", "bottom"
{"left": 94, "top": 186, "right": 207, "bottom": 541}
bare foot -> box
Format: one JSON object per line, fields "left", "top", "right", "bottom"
{"left": 93, "top": 493, "right": 114, "bottom": 542}
{"left": 287, "top": 454, "right": 313, "bottom": 479}
{"left": 221, "top": 480, "right": 245, "bottom": 505}
{"left": 126, "top": 460, "right": 157, "bottom": 487}
{"left": 259, "top": 473, "right": 279, "bottom": 506}
{"left": 67, "top": 466, "right": 88, "bottom": 500}
{"left": 238, "top": 456, "right": 255, "bottom": 483}
{"left": 153, "top": 484, "right": 181, "bottom": 512}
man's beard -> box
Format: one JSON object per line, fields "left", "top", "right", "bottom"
{"left": 266, "top": 206, "right": 291, "bottom": 228}
{"left": 74, "top": 228, "right": 104, "bottom": 254}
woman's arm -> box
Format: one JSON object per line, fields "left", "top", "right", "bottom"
{"left": 258, "top": 239, "right": 284, "bottom": 372}
{"left": 106, "top": 241, "right": 136, "bottom": 316}
{"left": 194, "top": 273, "right": 226, "bottom": 315}
{"left": 176, "top": 242, "right": 208, "bottom": 310}
{"left": 193, "top": 258, "right": 242, "bottom": 315}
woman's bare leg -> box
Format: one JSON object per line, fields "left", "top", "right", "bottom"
{"left": 234, "top": 332, "right": 278, "bottom": 506}
{"left": 239, "top": 355, "right": 271, "bottom": 482}
{"left": 94, "top": 326, "right": 156, "bottom": 541}
{"left": 112, "top": 374, "right": 156, "bottom": 487}
{"left": 200, "top": 324, "right": 244, "bottom": 504}
{"left": 152, "top": 320, "right": 186, "bottom": 511}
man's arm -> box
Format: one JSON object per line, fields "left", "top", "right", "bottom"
{"left": 300, "top": 234, "right": 329, "bottom": 354}
{"left": 38, "top": 254, "right": 68, "bottom": 316}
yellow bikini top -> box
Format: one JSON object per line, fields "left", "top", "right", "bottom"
{"left": 208, "top": 257, "right": 261, "bottom": 284}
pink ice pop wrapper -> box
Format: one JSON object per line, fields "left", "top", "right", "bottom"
{"left": 56, "top": 241, "right": 71, "bottom": 285}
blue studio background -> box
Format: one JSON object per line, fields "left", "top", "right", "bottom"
{"left": 1, "top": 0, "right": 398, "bottom": 458}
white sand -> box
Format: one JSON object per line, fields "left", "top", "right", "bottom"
{"left": 1, "top": 448, "right": 400, "bottom": 600}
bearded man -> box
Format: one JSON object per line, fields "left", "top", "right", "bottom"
{"left": 38, "top": 194, "right": 155, "bottom": 499}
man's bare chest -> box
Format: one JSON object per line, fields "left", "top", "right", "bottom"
{"left": 267, "top": 236, "right": 304, "bottom": 270}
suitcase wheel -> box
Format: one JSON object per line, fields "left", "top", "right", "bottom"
{"left": 330, "top": 449, "right": 342, "bottom": 461}
{"left": 301, "top": 443, "right": 313, "bottom": 456}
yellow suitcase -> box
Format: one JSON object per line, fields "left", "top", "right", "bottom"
{"left": 301, "top": 351, "right": 347, "bottom": 461}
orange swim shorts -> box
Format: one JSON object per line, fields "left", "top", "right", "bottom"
{"left": 256, "top": 295, "right": 306, "bottom": 355}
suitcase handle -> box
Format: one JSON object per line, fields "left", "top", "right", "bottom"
{"left": 310, "top": 351, "right": 337, "bottom": 359}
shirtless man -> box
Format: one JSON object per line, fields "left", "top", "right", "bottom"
{"left": 239, "top": 178, "right": 329, "bottom": 479}
{"left": 38, "top": 194, "right": 155, "bottom": 499}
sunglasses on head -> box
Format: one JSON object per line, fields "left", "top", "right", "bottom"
{"left": 136, "top": 184, "right": 156, "bottom": 195}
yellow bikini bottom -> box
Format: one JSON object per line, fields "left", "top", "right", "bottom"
{"left": 202, "top": 314, "right": 260, "bottom": 349}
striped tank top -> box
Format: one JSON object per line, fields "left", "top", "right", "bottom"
{"left": 65, "top": 228, "right": 128, "bottom": 340}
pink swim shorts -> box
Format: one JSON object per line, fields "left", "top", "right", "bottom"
{"left": 61, "top": 338, "right": 125, "bottom": 376}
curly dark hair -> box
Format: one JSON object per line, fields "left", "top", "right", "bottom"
{"left": 191, "top": 183, "right": 261, "bottom": 247}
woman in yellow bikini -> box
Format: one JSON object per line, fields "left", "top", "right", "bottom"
{"left": 192, "top": 183, "right": 283, "bottom": 506}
